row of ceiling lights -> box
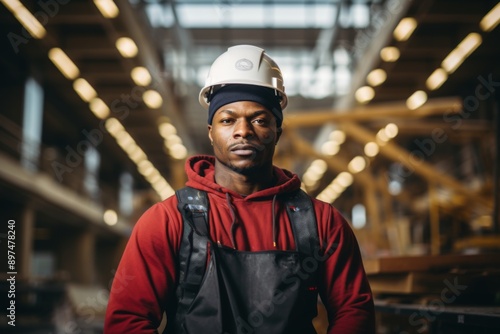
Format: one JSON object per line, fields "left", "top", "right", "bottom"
{"left": 356, "top": 3, "right": 500, "bottom": 107}
{"left": 308, "top": 123, "right": 399, "bottom": 203}
{"left": 309, "top": 2, "right": 500, "bottom": 205}
{"left": 1, "top": 0, "right": 178, "bottom": 216}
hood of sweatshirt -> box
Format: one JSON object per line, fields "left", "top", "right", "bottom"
{"left": 184, "top": 155, "right": 302, "bottom": 200}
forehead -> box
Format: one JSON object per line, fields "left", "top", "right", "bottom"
{"left": 214, "top": 100, "right": 272, "bottom": 115}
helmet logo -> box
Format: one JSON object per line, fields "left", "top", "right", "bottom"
{"left": 235, "top": 58, "right": 253, "bottom": 71}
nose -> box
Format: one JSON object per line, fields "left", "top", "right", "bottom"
{"left": 233, "top": 119, "right": 254, "bottom": 139}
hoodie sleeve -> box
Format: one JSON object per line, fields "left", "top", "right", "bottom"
{"left": 104, "top": 200, "right": 181, "bottom": 333}
{"left": 317, "top": 204, "right": 375, "bottom": 334}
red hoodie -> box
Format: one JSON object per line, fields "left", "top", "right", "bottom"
{"left": 104, "top": 155, "right": 375, "bottom": 333}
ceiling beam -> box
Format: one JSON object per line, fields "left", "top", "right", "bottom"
{"left": 340, "top": 121, "right": 493, "bottom": 210}
{"left": 285, "top": 97, "right": 463, "bottom": 128}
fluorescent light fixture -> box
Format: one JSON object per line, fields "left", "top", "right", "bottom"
{"left": 336, "top": 172, "right": 353, "bottom": 187}
{"left": 103, "top": 209, "right": 118, "bottom": 226}
{"left": 145, "top": 170, "right": 161, "bottom": 184}
{"left": 406, "top": 90, "right": 428, "bottom": 110}
{"left": 89, "top": 97, "right": 110, "bottom": 119}
{"left": 366, "top": 68, "right": 387, "bottom": 87}
{"left": 128, "top": 146, "right": 147, "bottom": 163}
{"left": 1, "top": 0, "right": 22, "bottom": 12}
{"left": 331, "top": 182, "right": 344, "bottom": 193}
{"left": 165, "top": 134, "right": 182, "bottom": 147}
{"left": 2, "top": 1, "right": 46, "bottom": 39}
{"left": 384, "top": 123, "right": 399, "bottom": 139}
{"left": 348, "top": 156, "right": 366, "bottom": 174}
{"left": 393, "top": 17, "right": 417, "bottom": 41}
{"left": 376, "top": 129, "right": 389, "bottom": 144}
{"left": 115, "top": 130, "right": 134, "bottom": 148}
{"left": 321, "top": 141, "right": 340, "bottom": 156}
{"left": 138, "top": 160, "right": 155, "bottom": 176}
{"left": 302, "top": 173, "right": 317, "bottom": 188}
{"left": 329, "top": 130, "right": 346, "bottom": 144}
{"left": 441, "top": 33, "right": 482, "bottom": 74}
{"left": 380, "top": 46, "right": 400, "bottom": 62}
{"left": 48, "top": 48, "right": 80, "bottom": 80}
{"left": 73, "top": 78, "right": 97, "bottom": 102}
{"left": 94, "top": 0, "right": 119, "bottom": 19}
{"left": 13, "top": 5, "right": 46, "bottom": 39}
{"left": 310, "top": 159, "right": 328, "bottom": 175}
{"left": 116, "top": 37, "right": 138, "bottom": 58}
{"left": 304, "top": 171, "right": 322, "bottom": 182}
{"left": 169, "top": 143, "right": 188, "bottom": 160}
{"left": 159, "top": 122, "right": 176, "bottom": 138}
{"left": 480, "top": 2, "right": 500, "bottom": 32}
{"left": 123, "top": 142, "right": 139, "bottom": 155}
{"left": 364, "top": 142, "right": 379, "bottom": 157}
{"left": 426, "top": 68, "right": 448, "bottom": 90}
{"left": 104, "top": 118, "right": 125, "bottom": 136}
{"left": 143, "top": 89, "right": 163, "bottom": 109}
{"left": 355, "top": 86, "right": 375, "bottom": 104}
{"left": 159, "top": 187, "right": 174, "bottom": 200}
{"left": 320, "top": 187, "right": 336, "bottom": 199}
{"left": 131, "top": 66, "right": 152, "bottom": 86}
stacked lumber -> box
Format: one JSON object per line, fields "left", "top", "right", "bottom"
{"left": 364, "top": 253, "right": 500, "bottom": 296}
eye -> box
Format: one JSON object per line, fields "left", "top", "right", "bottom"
{"left": 252, "top": 118, "right": 267, "bottom": 125}
{"left": 220, "top": 118, "right": 233, "bottom": 124}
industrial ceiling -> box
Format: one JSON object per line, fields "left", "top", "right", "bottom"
{"left": 1, "top": 0, "right": 499, "bottom": 239}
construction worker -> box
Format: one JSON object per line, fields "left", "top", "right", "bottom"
{"left": 105, "top": 45, "right": 375, "bottom": 333}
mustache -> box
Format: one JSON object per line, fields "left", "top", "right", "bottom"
{"left": 228, "top": 141, "right": 265, "bottom": 151}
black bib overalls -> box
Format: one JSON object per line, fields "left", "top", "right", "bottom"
{"left": 167, "top": 188, "right": 320, "bottom": 334}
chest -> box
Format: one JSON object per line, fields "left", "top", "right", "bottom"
{"left": 206, "top": 198, "right": 296, "bottom": 251}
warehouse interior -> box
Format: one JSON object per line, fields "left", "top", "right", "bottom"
{"left": 1, "top": 0, "right": 499, "bottom": 332}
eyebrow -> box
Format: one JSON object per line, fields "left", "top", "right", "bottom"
{"left": 218, "top": 109, "right": 271, "bottom": 118}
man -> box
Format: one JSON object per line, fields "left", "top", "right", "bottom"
{"left": 105, "top": 45, "right": 375, "bottom": 333}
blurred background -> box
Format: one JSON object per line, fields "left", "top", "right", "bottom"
{"left": 0, "top": 0, "right": 499, "bottom": 333}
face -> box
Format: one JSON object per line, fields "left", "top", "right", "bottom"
{"left": 208, "top": 100, "right": 282, "bottom": 175}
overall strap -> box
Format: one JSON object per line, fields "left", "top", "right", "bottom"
{"left": 284, "top": 189, "right": 319, "bottom": 256}
{"left": 175, "top": 187, "right": 209, "bottom": 310}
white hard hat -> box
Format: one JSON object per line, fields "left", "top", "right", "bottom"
{"left": 199, "top": 45, "right": 288, "bottom": 110}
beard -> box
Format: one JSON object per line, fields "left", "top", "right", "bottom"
{"left": 216, "top": 157, "right": 263, "bottom": 176}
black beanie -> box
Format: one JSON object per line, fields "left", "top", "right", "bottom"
{"left": 208, "top": 84, "right": 283, "bottom": 127}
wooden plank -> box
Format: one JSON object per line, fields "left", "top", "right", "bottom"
{"left": 364, "top": 254, "right": 500, "bottom": 275}
{"left": 368, "top": 272, "right": 480, "bottom": 294}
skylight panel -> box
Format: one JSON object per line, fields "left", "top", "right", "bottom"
{"left": 145, "top": 3, "right": 174, "bottom": 28}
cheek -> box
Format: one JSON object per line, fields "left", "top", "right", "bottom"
{"left": 262, "top": 132, "right": 277, "bottom": 145}
{"left": 212, "top": 130, "right": 231, "bottom": 148}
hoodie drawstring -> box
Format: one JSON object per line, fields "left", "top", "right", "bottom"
{"left": 225, "top": 193, "right": 279, "bottom": 249}
{"left": 226, "top": 193, "right": 238, "bottom": 249}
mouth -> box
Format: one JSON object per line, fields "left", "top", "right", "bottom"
{"left": 230, "top": 144, "right": 260, "bottom": 156}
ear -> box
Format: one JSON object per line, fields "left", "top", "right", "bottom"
{"left": 208, "top": 125, "right": 213, "bottom": 143}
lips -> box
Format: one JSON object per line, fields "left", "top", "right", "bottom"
{"left": 230, "top": 144, "right": 259, "bottom": 156}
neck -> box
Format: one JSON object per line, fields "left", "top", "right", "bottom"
{"left": 213, "top": 162, "right": 275, "bottom": 196}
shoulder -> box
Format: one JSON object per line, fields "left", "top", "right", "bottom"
{"left": 137, "top": 195, "right": 180, "bottom": 225}
{"left": 310, "top": 196, "right": 348, "bottom": 227}
{"left": 131, "top": 195, "right": 183, "bottom": 247}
